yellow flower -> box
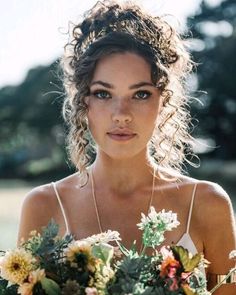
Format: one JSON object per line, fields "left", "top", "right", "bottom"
{"left": 0, "top": 248, "right": 35, "bottom": 285}
{"left": 65, "top": 241, "right": 99, "bottom": 272}
{"left": 18, "top": 269, "right": 45, "bottom": 295}
{"left": 29, "top": 230, "right": 37, "bottom": 237}
{"left": 66, "top": 241, "right": 91, "bottom": 261}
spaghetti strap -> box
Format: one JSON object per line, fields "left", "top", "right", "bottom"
{"left": 51, "top": 182, "right": 70, "bottom": 234}
{"left": 186, "top": 183, "right": 198, "bottom": 234}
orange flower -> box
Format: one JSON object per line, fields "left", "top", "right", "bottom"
{"left": 160, "top": 256, "right": 180, "bottom": 278}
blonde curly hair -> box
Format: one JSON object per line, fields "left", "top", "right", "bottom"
{"left": 61, "top": 0, "right": 195, "bottom": 180}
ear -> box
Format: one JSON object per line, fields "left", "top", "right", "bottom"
{"left": 157, "top": 91, "right": 164, "bottom": 112}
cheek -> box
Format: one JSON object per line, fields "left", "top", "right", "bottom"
{"left": 142, "top": 102, "right": 161, "bottom": 123}
{"left": 87, "top": 106, "right": 107, "bottom": 136}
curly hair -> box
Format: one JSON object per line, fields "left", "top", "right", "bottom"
{"left": 61, "top": 0, "right": 195, "bottom": 181}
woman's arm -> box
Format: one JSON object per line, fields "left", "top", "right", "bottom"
{"left": 199, "top": 182, "right": 236, "bottom": 294}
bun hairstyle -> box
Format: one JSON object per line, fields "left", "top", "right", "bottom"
{"left": 61, "top": 0, "right": 195, "bottom": 181}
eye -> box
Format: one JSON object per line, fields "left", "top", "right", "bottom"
{"left": 91, "top": 90, "right": 111, "bottom": 99}
{"left": 134, "top": 90, "right": 152, "bottom": 100}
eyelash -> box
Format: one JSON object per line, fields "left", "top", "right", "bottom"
{"left": 91, "top": 90, "right": 111, "bottom": 99}
{"left": 91, "top": 90, "right": 152, "bottom": 100}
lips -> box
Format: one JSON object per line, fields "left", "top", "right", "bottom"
{"left": 107, "top": 129, "right": 136, "bottom": 141}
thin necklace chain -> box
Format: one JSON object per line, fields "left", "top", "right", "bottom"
{"left": 90, "top": 167, "right": 156, "bottom": 238}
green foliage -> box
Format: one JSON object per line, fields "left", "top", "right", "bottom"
{"left": 107, "top": 255, "right": 152, "bottom": 294}
{"left": 0, "top": 280, "right": 18, "bottom": 295}
{"left": 108, "top": 253, "right": 197, "bottom": 295}
{"left": 92, "top": 243, "right": 114, "bottom": 264}
{"left": 0, "top": 61, "right": 72, "bottom": 180}
{"left": 23, "top": 220, "right": 72, "bottom": 257}
{"left": 171, "top": 246, "right": 201, "bottom": 272}
{"left": 41, "top": 278, "right": 61, "bottom": 295}
{"left": 22, "top": 220, "right": 74, "bottom": 283}
{"left": 0, "top": 212, "right": 210, "bottom": 294}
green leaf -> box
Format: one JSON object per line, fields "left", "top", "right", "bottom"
{"left": 0, "top": 279, "right": 8, "bottom": 290}
{"left": 92, "top": 243, "right": 114, "bottom": 264}
{"left": 41, "top": 219, "right": 59, "bottom": 240}
{"left": 116, "top": 240, "right": 130, "bottom": 256}
{"left": 41, "top": 277, "right": 61, "bottom": 295}
{"left": 171, "top": 246, "right": 201, "bottom": 272}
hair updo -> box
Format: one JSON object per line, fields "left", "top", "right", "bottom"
{"left": 61, "top": 0, "right": 195, "bottom": 180}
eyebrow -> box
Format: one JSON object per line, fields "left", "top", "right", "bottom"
{"left": 90, "top": 80, "right": 155, "bottom": 89}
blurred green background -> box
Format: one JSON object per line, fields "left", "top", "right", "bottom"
{"left": 0, "top": 0, "right": 236, "bottom": 249}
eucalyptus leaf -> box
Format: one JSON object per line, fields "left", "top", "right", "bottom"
{"left": 41, "top": 277, "right": 61, "bottom": 295}
{"left": 41, "top": 219, "right": 59, "bottom": 240}
{"left": 92, "top": 243, "right": 114, "bottom": 264}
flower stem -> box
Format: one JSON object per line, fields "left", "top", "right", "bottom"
{"left": 209, "top": 267, "right": 236, "bottom": 294}
{"left": 140, "top": 245, "right": 147, "bottom": 256}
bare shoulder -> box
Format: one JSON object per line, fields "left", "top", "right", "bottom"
{"left": 21, "top": 183, "right": 57, "bottom": 216}
{"left": 18, "top": 183, "right": 57, "bottom": 243}
{"left": 177, "top": 173, "right": 232, "bottom": 208}
{"left": 196, "top": 180, "right": 235, "bottom": 240}
{"left": 193, "top": 180, "right": 235, "bottom": 269}
{"left": 18, "top": 172, "right": 80, "bottom": 244}
{"left": 194, "top": 180, "right": 233, "bottom": 216}
{"left": 22, "top": 172, "right": 81, "bottom": 208}
{"left": 175, "top": 174, "right": 234, "bottom": 228}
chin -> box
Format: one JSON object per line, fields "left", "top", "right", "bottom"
{"left": 101, "top": 147, "right": 146, "bottom": 161}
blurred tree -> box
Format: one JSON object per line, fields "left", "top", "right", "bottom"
{"left": 188, "top": 0, "right": 236, "bottom": 159}
{"left": 0, "top": 62, "right": 72, "bottom": 180}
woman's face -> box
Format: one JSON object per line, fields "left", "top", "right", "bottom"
{"left": 86, "top": 52, "right": 162, "bottom": 160}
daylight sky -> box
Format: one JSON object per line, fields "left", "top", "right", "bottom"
{"left": 0, "top": 0, "right": 222, "bottom": 87}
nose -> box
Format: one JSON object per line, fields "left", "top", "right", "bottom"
{"left": 111, "top": 98, "right": 133, "bottom": 124}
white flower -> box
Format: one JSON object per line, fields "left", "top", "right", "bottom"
{"left": 137, "top": 206, "right": 180, "bottom": 231}
{"left": 83, "top": 230, "right": 121, "bottom": 245}
{"left": 160, "top": 246, "right": 174, "bottom": 260}
{"left": 158, "top": 209, "right": 180, "bottom": 230}
{"left": 137, "top": 213, "right": 150, "bottom": 230}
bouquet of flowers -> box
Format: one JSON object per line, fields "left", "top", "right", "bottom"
{"left": 0, "top": 207, "right": 234, "bottom": 295}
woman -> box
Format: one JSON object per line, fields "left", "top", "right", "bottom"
{"left": 18, "top": 1, "right": 235, "bottom": 293}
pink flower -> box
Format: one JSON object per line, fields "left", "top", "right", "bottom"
{"left": 169, "top": 277, "right": 179, "bottom": 291}
{"left": 85, "top": 287, "right": 98, "bottom": 295}
{"left": 18, "top": 269, "right": 45, "bottom": 295}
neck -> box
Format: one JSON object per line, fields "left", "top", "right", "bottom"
{"left": 90, "top": 149, "right": 156, "bottom": 195}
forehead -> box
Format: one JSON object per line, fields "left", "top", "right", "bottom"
{"left": 91, "top": 52, "right": 152, "bottom": 84}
